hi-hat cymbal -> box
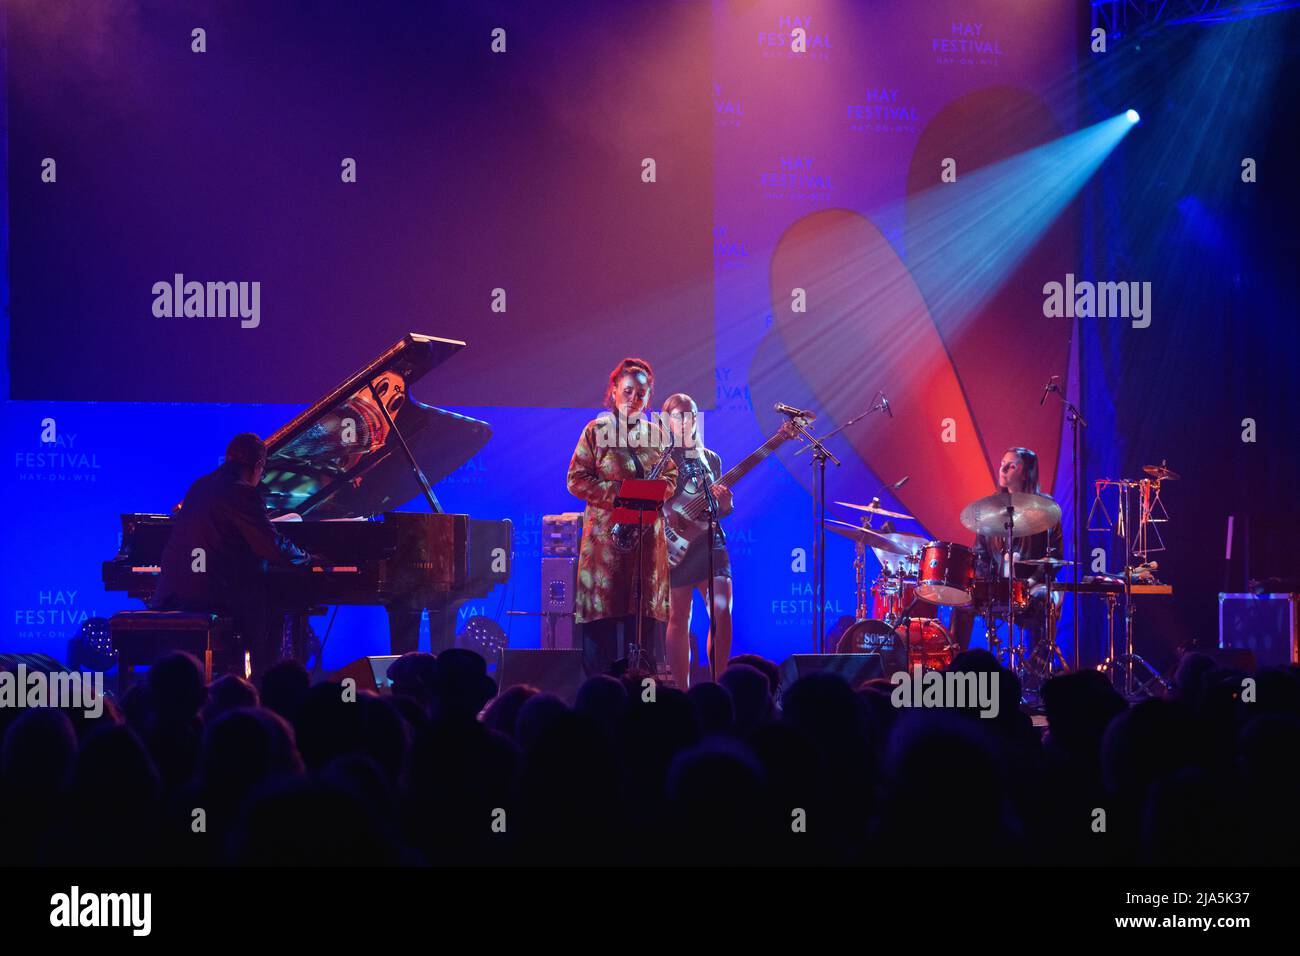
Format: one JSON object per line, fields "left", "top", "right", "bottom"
{"left": 1018, "top": 557, "right": 1076, "bottom": 569}
{"left": 960, "top": 491, "right": 1061, "bottom": 537}
{"left": 1143, "top": 463, "right": 1179, "bottom": 481}
{"left": 834, "top": 499, "right": 915, "bottom": 521}
{"left": 825, "top": 519, "right": 924, "bottom": 556}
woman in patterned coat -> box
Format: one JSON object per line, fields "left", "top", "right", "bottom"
{"left": 567, "top": 357, "right": 677, "bottom": 676}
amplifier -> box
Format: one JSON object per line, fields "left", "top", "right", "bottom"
{"left": 1219, "top": 593, "right": 1299, "bottom": 669}
{"left": 540, "top": 556, "right": 579, "bottom": 650}
{"left": 542, "top": 513, "right": 584, "bottom": 556}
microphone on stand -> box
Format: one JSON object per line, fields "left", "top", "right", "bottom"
{"left": 879, "top": 393, "right": 893, "bottom": 418}
{"left": 891, "top": 475, "right": 910, "bottom": 490}
{"left": 774, "top": 402, "right": 816, "bottom": 420}
{"left": 1040, "top": 375, "right": 1060, "bottom": 406}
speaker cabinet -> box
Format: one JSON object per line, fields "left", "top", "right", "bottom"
{"left": 498, "top": 649, "right": 586, "bottom": 704}
{"left": 540, "top": 557, "right": 579, "bottom": 650}
{"left": 776, "top": 653, "right": 884, "bottom": 701}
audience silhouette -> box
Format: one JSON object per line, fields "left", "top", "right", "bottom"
{"left": 3, "top": 645, "right": 1295, "bottom": 866}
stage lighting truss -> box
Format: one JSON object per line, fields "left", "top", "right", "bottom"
{"left": 1093, "top": 0, "right": 1300, "bottom": 39}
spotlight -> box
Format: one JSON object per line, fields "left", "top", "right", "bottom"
{"left": 1125, "top": 109, "right": 1140, "bottom": 124}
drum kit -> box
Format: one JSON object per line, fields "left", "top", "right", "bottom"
{"left": 829, "top": 490, "right": 1072, "bottom": 686}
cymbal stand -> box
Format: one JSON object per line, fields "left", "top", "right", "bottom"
{"left": 1044, "top": 381, "right": 1088, "bottom": 671}
{"left": 982, "top": 597, "right": 1024, "bottom": 672}
{"left": 853, "top": 539, "right": 869, "bottom": 622}
{"left": 1027, "top": 574, "right": 1069, "bottom": 681}
{"left": 1001, "top": 501, "right": 1021, "bottom": 673}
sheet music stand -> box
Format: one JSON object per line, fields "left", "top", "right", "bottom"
{"left": 612, "top": 478, "right": 671, "bottom": 672}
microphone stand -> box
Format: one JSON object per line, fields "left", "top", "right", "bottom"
{"left": 793, "top": 392, "right": 886, "bottom": 457}
{"left": 788, "top": 393, "right": 890, "bottom": 652}
{"left": 1046, "top": 383, "right": 1087, "bottom": 670}
{"left": 703, "top": 478, "right": 719, "bottom": 682}
{"left": 786, "top": 416, "right": 840, "bottom": 653}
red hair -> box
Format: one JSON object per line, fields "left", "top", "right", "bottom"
{"left": 603, "top": 357, "right": 654, "bottom": 410}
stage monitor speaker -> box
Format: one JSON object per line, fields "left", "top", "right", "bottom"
{"left": 330, "top": 655, "right": 401, "bottom": 693}
{"left": 1219, "top": 593, "right": 1299, "bottom": 669}
{"left": 540, "top": 556, "right": 579, "bottom": 650}
{"left": 498, "top": 649, "right": 586, "bottom": 704}
{"left": 777, "top": 653, "right": 884, "bottom": 701}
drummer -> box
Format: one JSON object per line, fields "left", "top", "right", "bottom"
{"left": 951, "top": 447, "right": 1063, "bottom": 650}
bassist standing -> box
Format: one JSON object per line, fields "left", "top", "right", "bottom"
{"left": 661, "top": 394, "right": 734, "bottom": 688}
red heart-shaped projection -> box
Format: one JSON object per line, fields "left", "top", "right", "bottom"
{"left": 765, "top": 208, "right": 989, "bottom": 544}
{"left": 753, "top": 87, "right": 1075, "bottom": 543}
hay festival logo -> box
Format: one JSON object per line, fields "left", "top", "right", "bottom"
{"left": 760, "top": 155, "right": 834, "bottom": 203}
{"left": 847, "top": 88, "right": 920, "bottom": 135}
{"left": 712, "top": 82, "right": 744, "bottom": 128}
{"left": 758, "top": 14, "right": 832, "bottom": 60}
{"left": 932, "top": 20, "right": 1005, "bottom": 67}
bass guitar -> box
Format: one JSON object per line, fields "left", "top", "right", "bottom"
{"left": 663, "top": 417, "right": 805, "bottom": 568}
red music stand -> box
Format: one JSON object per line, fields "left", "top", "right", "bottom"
{"left": 611, "top": 477, "right": 671, "bottom": 670}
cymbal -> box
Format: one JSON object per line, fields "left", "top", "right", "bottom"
{"left": 834, "top": 499, "right": 915, "bottom": 521}
{"left": 1143, "top": 463, "right": 1179, "bottom": 480}
{"left": 1018, "top": 557, "right": 1076, "bottom": 568}
{"left": 825, "top": 519, "right": 924, "bottom": 556}
{"left": 960, "top": 491, "right": 1061, "bottom": 537}
{"left": 872, "top": 529, "right": 928, "bottom": 556}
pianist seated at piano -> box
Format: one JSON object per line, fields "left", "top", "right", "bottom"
{"left": 150, "top": 432, "right": 314, "bottom": 674}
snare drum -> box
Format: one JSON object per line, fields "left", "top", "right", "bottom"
{"left": 915, "top": 541, "right": 975, "bottom": 606}
{"left": 870, "top": 577, "right": 938, "bottom": 621}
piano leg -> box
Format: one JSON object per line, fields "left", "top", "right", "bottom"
{"left": 426, "top": 602, "right": 463, "bottom": 655}
{"left": 384, "top": 599, "right": 465, "bottom": 656}
{"left": 386, "top": 603, "right": 423, "bottom": 656}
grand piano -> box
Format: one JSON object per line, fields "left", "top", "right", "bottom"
{"left": 103, "top": 333, "right": 513, "bottom": 659}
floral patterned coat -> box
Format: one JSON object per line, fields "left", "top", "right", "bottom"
{"left": 566, "top": 415, "right": 678, "bottom": 624}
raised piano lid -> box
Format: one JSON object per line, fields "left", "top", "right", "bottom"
{"left": 259, "top": 333, "right": 492, "bottom": 519}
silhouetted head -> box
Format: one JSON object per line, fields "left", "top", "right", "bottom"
{"left": 481, "top": 684, "right": 538, "bottom": 741}
{"left": 719, "top": 663, "right": 774, "bottom": 736}
{"left": 1041, "top": 669, "right": 1126, "bottom": 759}
{"left": 728, "top": 654, "right": 781, "bottom": 696}
{"left": 203, "top": 674, "right": 259, "bottom": 724}
{"left": 259, "top": 659, "right": 309, "bottom": 723}
{"left": 516, "top": 693, "right": 570, "bottom": 754}
{"left": 1172, "top": 652, "right": 1217, "bottom": 707}
{"left": 388, "top": 652, "right": 438, "bottom": 710}
{"left": 667, "top": 737, "right": 770, "bottom": 862}
{"left": 1, "top": 707, "right": 77, "bottom": 801}
{"left": 428, "top": 649, "right": 497, "bottom": 722}
{"left": 574, "top": 675, "right": 628, "bottom": 730}
{"left": 688, "top": 681, "right": 735, "bottom": 737}
{"left": 147, "top": 651, "right": 207, "bottom": 719}
{"left": 199, "top": 707, "right": 303, "bottom": 801}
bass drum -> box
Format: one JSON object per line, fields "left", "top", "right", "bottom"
{"left": 835, "top": 618, "right": 956, "bottom": 674}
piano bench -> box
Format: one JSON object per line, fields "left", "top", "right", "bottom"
{"left": 109, "top": 611, "right": 241, "bottom": 693}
